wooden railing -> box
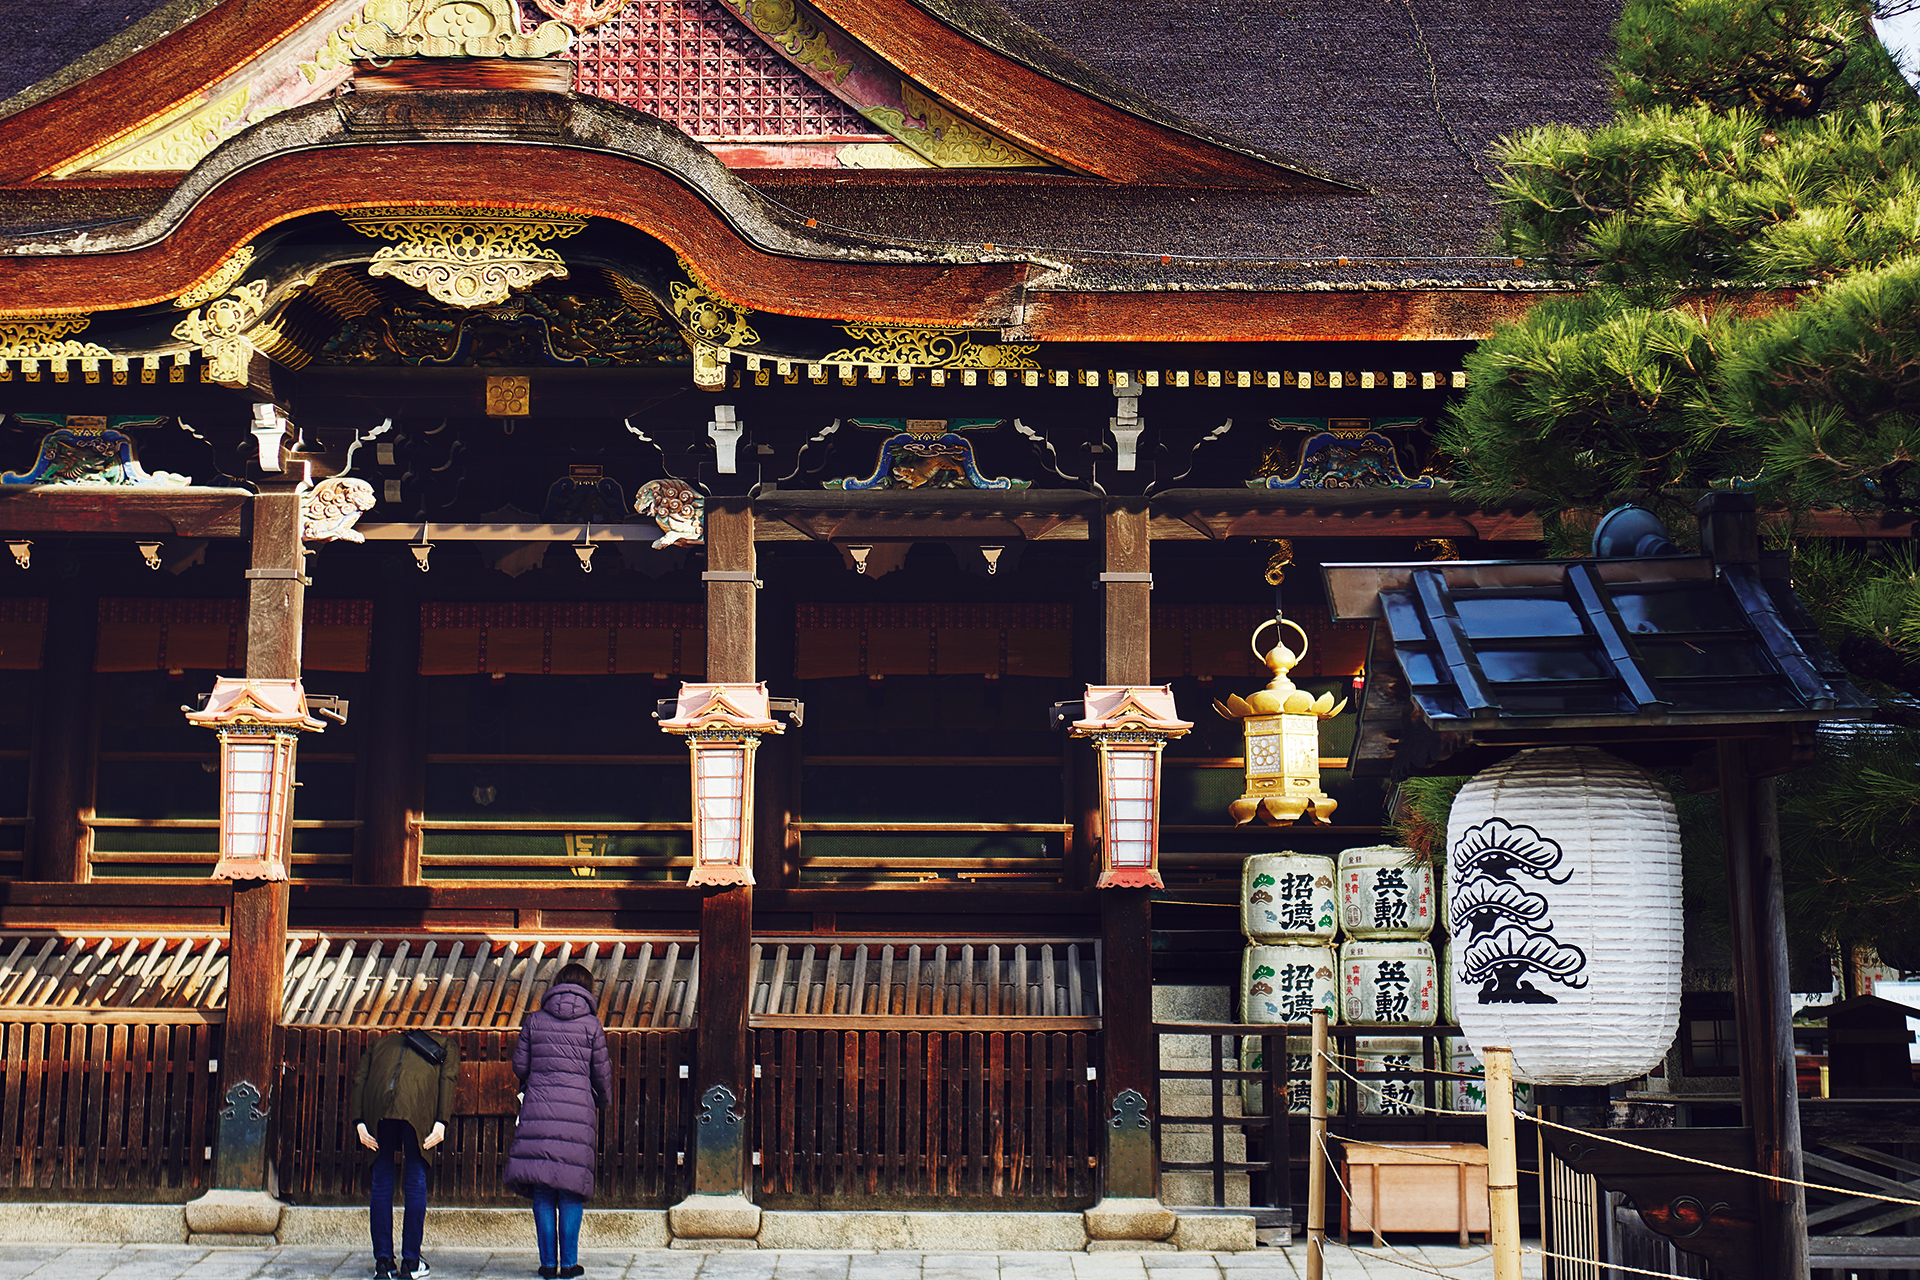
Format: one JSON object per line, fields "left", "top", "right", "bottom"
{"left": 0, "top": 1018, "right": 221, "bottom": 1200}
{"left": 279, "top": 1026, "right": 690, "bottom": 1207}
{"left": 1157, "top": 1022, "right": 1484, "bottom": 1216}
{"left": 84, "top": 817, "right": 358, "bottom": 879}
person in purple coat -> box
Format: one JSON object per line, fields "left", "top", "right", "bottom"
{"left": 502, "top": 963, "right": 612, "bottom": 1278}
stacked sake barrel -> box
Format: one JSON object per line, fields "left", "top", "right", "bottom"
{"left": 1239, "top": 846, "right": 1440, "bottom": 1115}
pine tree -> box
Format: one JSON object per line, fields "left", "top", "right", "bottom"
{"left": 1442, "top": 0, "right": 1920, "bottom": 969}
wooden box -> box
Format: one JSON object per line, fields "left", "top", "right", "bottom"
{"left": 1340, "top": 1141, "right": 1490, "bottom": 1247}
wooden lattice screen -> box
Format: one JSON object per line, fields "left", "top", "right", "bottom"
{"left": 283, "top": 936, "right": 700, "bottom": 1029}
{"left": 746, "top": 939, "right": 1099, "bottom": 1020}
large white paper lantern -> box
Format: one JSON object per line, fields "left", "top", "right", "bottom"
{"left": 1446, "top": 745, "right": 1681, "bottom": 1085}
{"left": 1241, "top": 853, "right": 1338, "bottom": 942}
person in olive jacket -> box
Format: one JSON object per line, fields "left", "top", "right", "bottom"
{"left": 351, "top": 1029, "right": 460, "bottom": 1280}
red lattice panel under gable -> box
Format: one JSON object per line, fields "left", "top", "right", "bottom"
{"left": 525, "top": 0, "right": 886, "bottom": 140}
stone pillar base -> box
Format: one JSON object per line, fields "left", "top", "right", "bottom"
{"left": 184, "top": 1189, "right": 284, "bottom": 1239}
{"left": 1084, "top": 1197, "right": 1177, "bottom": 1242}
{"left": 667, "top": 1193, "right": 761, "bottom": 1243}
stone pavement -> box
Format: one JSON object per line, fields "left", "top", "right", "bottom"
{"left": 0, "top": 1244, "right": 1545, "bottom": 1280}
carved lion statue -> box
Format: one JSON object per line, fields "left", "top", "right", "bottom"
{"left": 302, "top": 476, "right": 378, "bottom": 543}
{"left": 634, "top": 477, "right": 704, "bottom": 549}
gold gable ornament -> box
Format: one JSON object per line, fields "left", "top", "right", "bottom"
{"left": 338, "top": 0, "right": 571, "bottom": 60}
{"left": 1212, "top": 616, "right": 1346, "bottom": 826}
{"left": 343, "top": 207, "right": 587, "bottom": 309}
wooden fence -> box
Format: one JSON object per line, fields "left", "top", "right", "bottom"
{"left": 0, "top": 1018, "right": 222, "bottom": 1200}
{"left": 750, "top": 1026, "right": 1099, "bottom": 1208}
{"left": 278, "top": 1026, "right": 690, "bottom": 1207}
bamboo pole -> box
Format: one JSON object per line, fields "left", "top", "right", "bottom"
{"left": 1483, "top": 1045, "right": 1522, "bottom": 1280}
{"left": 1307, "top": 1008, "right": 1329, "bottom": 1280}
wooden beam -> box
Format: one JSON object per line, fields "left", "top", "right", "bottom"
{"left": 0, "top": 489, "right": 249, "bottom": 538}
{"left": 27, "top": 595, "right": 95, "bottom": 883}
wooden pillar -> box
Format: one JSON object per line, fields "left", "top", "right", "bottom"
{"left": 1103, "top": 502, "right": 1151, "bottom": 686}
{"left": 1098, "top": 501, "right": 1159, "bottom": 1199}
{"left": 28, "top": 592, "right": 96, "bottom": 882}
{"left": 1719, "top": 736, "right": 1809, "bottom": 1280}
{"left": 691, "top": 500, "right": 754, "bottom": 1199}
{"left": 218, "top": 482, "right": 303, "bottom": 1192}
{"left": 362, "top": 590, "right": 421, "bottom": 885}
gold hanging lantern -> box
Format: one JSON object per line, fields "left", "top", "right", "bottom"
{"left": 1070, "top": 685, "right": 1192, "bottom": 889}
{"left": 184, "top": 679, "right": 327, "bottom": 881}
{"left": 1213, "top": 617, "right": 1346, "bottom": 825}
{"left": 657, "top": 682, "right": 784, "bottom": 886}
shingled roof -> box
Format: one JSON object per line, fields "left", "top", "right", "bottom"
{"left": 0, "top": 0, "right": 1623, "bottom": 294}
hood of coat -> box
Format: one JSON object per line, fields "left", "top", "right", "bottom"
{"left": 541, "top": 982, "right": 596, "bottom": 1020}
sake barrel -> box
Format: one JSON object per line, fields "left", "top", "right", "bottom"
{"left": 1240, "top": 943, "right": 1337, "bottom": 1025}
{"left": 1340, "top": 940, "right": 1439, "bottom": 1026}
{"left": 1338, "top": 845, "right": 1435, "bottom": 939}
{"left": 1355, "top": 1036, "right": 1425, "bottom": 1116}
{"left": 1240, "top": 1034, "right": 1339, "bottom": 1116}
{"left": 1242, "top": 853, "right": 1338, "bottom": 942}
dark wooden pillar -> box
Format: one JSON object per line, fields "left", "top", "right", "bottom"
{"left": 1098, "top": 502, "right": 1159, "bottom": 1199}
{"left": 691, "top": 501, "right": 754, "bottom": 1199}
{"left": 218, "top": 482, "right": 302, "bottom": 1192}
{"left": 1720, "top": 737, "right": 1809, "bottom": 1280}
{"left": 28, "top": 592, "right": 96, "bottom": 882}
{"left": 362, "top": 590, "right": 421, "bottom": 885}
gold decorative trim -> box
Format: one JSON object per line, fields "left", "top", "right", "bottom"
{"left": 669, "top": 268, "right": 761, "bottom": 348}
{"left": 88, "top": 85, "right": 252, "bottom": 174}
{"left": 337, "top": 0, "right": 570, "bottom": 60}
{"left": 173, "top": 280, "right": 275, "bottom": 386}
{"left": 866, "top": 84, "right": 1045, "bottom": 169}
{"left": 343, "top": 206, "right": 587, "bottom": 308}
{"left": 175, "top": 248, "right": 258, "bottom": 310}
{"left": 822, "top": 326, "right": 1039, "bottom": 370}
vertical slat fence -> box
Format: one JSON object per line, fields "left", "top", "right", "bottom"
{"left": 278, "top": 1026, "right": 689, "bottom": 1207}
{"left": 751, "top": 1026, "right": 1098, "bottom": 1208}
{"left": 0, "top": 1018, "right": 221, "bottom": 1200}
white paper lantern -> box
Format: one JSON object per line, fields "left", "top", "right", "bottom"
{"left": 1240, "top": 943, "right": 1337, "bottom": 1024}
{"left": 1241, "top": 853, "right": 1338, "bottom": 942}
{"left": 1446, "top": 745, "right": 1681, "bottom": 1085}
{"left": 1341, "top": 940, "right": 1439, "bottom": 1026}
{"left": 1339, "top": 845, "right": 1435, "bottom": 939}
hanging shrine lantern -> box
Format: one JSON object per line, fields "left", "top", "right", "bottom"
{"left": 1212, "top": 616, "right": 1346, "bottom": 825}
{"left": 185, "top": 678, "right": 326, "bottom": 882}
{"left": 657, "top": 682, "right": 784, "bottom": 887}
{"left": 1070, "top": 686, "right": 1191, "bottom": 889}
{"left": 1446, "top": 745, "right": 1682, "bottom": 1085}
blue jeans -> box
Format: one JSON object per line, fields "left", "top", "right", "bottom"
{"left": 529, "top": 1185, "right": 585, "bottom": 1268}
{"left": 368, "top": 1118, "right": 428, "bottom": 1262}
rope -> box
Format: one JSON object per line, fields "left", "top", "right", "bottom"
{"left": 1321, "top": 1051, "right": 1492, "bottom": 1116}
{"left": 1528, "top": 1113, "right": 1920, "bottom": 1208}
{"left": 1322, "top": 1047, "right": 1489, "bottom": 1081}
{"left": 1524, "top": 1245, "right": 1695, "bottom": 1279}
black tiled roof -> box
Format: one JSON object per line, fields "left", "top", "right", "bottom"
{"left": 1324, "top": 551, "right": 1872, "bottom": 775}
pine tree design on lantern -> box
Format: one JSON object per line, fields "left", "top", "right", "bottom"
{"left": 1451, "top": 818, "right": 1589, "bottom": 1005}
